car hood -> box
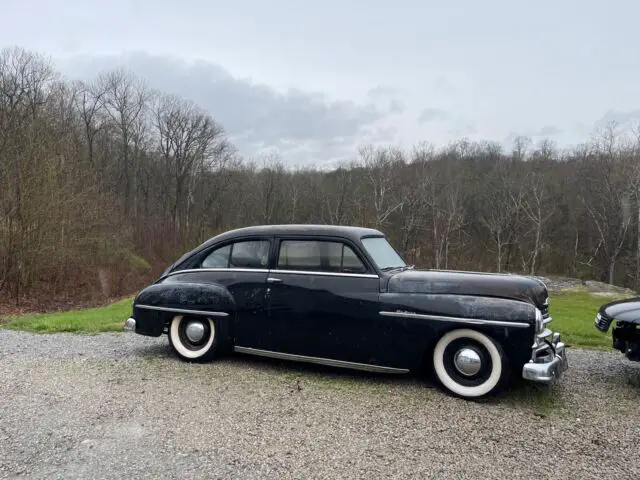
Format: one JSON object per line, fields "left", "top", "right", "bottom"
{"left": 599, "top": 297, "right": 640, "bottom": 324}
{"left": 386, "top": 269, "right": 548, "bottom": 307}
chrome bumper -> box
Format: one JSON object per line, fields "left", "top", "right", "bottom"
{"left": 124, "top": 317, "right": 136, "bottom": 332}
{"left": 522, "top": 332, "right": 568, "bottom": 383}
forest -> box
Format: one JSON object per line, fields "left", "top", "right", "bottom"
{"left": 1, "top": 45, "right": 640, "bottom": 309}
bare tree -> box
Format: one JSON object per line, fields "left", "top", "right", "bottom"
{"left": 153, "top": 92, "right": 228, "bottom": 239}
{"left": 98, "top": 68, "right": 150, "bottom": 217}
{"left": 359, "top": 144, "right": 404, "bottom": 228}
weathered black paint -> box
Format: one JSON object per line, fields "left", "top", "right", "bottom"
{"left": 387, "top": 270, "right": 547, "bottom": 308}
{"left": 132, "top": 281, "right": 235, "bottom": 337}
{"left": 596, "top": 297, "right": 640, "bottom": 361}
{"left": 129, "top": 224, "right": 546, "bottom": 373}
{"left": 377, "top": 292, "right": 536, "bottom": 370}
{"left": 265, "top": 271, "right": 381, "bottom": 365}
{"left": 598, "top": 297, "right": 640, "bottom": 327}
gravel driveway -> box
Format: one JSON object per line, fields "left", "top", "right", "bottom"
{"left": 0, "top": 331, "right": 638, "bottom": 480}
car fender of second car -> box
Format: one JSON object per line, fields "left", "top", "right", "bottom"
{"left": 595, "top": 296, "right": 640, "bottom": 332}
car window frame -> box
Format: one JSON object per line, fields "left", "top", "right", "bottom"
{"left": 195, "top": 236, "right": 273, "bottom": 271}
{"left": 273, "top": 235, "right": 375, "bottom": 275}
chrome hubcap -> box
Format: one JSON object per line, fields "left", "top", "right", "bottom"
{"left": 453, "top": 347, "right": 482, "bottom": 376}
{"left": 185, "top": 321, "right": 205, "bottom": 343}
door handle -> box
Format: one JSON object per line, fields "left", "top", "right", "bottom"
{"left": 267, "top": 277, "right": 282, "bottom": 284}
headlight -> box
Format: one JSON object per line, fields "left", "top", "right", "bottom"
{"left": 535, "top": 308, "right": 544, "bottom": 333}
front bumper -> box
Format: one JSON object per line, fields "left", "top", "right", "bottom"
{"left": 124, "top": 317, "right": 136, "bottom": 332}
{"left": 522, "top": 332, "right": 568, "bottom": 383}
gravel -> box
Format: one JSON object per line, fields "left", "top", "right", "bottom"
{"left": 0, "top": 331, "right": 639, "bottom": 480}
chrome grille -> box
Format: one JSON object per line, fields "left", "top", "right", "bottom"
{"left": 594, "top": 312, "right": 613, "bottom": 332}
{"left": 541, "top": 298, "right": 552, "bottom": 327}
{"left": 532, "top": 297, "right": 553, "bottom": 350}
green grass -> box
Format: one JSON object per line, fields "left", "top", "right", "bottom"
{"left": 0, "top": 296, "right": 134, "bottom": 334}
{"left": 0, "top": 289, "right": 632, "bottom": 346}
{"left": 548, "top": 290, "right": 632, "bottom": 349}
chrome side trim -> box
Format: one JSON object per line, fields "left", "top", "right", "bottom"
{"left": 165, "top": 268, "right": 270, "bottom": 278}
{"left": 233, "top": 346, "right": 409, "bottom": 374}
{"left": 379, "top": 311, "right": 530, "bottom": 329}
{"left": 163, "top": 267, "right": 378, "bottom": 279}
{"left": 269, "top": 269, "right": 379, "bottom": 279}
{"left": 135, "top": 304, "right": 229, "bottom": 317}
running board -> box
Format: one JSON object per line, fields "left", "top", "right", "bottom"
{"left": 233, "top": 346, "right": 410, "bottom": 374}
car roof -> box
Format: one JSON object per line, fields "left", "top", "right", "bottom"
{"left": 206, "top": 224, "right": 384, "bottom": 246}
{"left": 163, "top": 224, "right": 386, "bottom": 274}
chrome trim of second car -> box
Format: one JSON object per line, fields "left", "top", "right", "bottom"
{"left": 379, "top": 311, "right": 530, "bottom": 329}
{"left": 233, "top": 346, "right": 410, "bottom": 374}
{"left": 135, "top": 304, "right": 230, "bottom": 317}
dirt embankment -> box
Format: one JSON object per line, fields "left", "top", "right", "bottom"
{"left": 535, "top": 276, "right": 637, "bottom": 297}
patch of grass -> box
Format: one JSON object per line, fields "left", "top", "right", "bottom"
{"left": 0, "top": 296, "right": 134, "bottom": 334}
{"left": 548, "top": 290, "right": 633, "bottom": 349}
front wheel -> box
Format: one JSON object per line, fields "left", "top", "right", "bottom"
{"left": 432, "top": 328, "right": 510, "bottom": 399}
{"left": 168, "top": 315, "right": 219, "bottom": 362}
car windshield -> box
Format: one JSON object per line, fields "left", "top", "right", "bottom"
{"left": 361, "top": 236, "right": 407, "bottom": 271}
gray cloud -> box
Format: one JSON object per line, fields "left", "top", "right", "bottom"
{"left": 431, "top": 76, "right": 459, "bottom": 96}
{"left": 367, "top": 85, "right": 401, "bottom": 100}
{"left": 58, "top": 52, "right": 388, "bottom": 164}
{"left": 448, "top": 121, "right": 478, "bottom": 137}
{"left": 536, "top": 125, "right": 563, "bottom": 136}
{"left": 418, "top": 108, "right": 452, "bottom": 124}
{"left": 596, "top": 109, "right": 640, "bottom": 128}
{"left": 388, "top": 99, "right": 405, "bottom": 115}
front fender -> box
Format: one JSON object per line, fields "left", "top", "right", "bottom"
{"left": 379, "top": 293, "right": 537, "bottom": 368}
{"left": 131, "top": 282, "right": 236, "bottom": 336}
{"left": 595, "top": 297, "right": 640, "bottom": 333}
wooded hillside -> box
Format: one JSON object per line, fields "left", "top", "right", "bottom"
{"left": 2, "top": 46, "right": 640, "bottom": 308}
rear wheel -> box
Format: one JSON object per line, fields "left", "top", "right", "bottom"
{"left": 168, "top": 315, "right": 219, "bottom": 362}
{"left": 432, "top": 328, "right": 509, "bottom": 399}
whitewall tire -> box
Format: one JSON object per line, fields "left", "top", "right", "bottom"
{"left": 432, "top": 328, "right": 509, "bottom": 399}
{"left": 168, "top": 315, "right": 218, "bottom": 362}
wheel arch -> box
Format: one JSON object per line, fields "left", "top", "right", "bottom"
{"left": 131, "top": 281, "right": 237, "bottom": 339}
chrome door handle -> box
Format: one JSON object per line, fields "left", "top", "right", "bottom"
{"left": 267, "top": 277, "right": 282, "bottom": 283}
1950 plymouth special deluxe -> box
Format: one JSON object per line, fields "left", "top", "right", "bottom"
{"left": 124, "top": 224, "right": 568, "bottom": 399}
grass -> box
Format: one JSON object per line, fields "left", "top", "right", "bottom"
{"left": 0, "top": 289, "right": 633, "bottom": 346}
{"left": 547, "top": 289, "right": 632, "bottom": 349}
{"left": 0, "top": 296, "right": 134, "bottom": 334}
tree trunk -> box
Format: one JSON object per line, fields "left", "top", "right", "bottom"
{"left": 609, "top": 258, "right": 616, "bottom": 285}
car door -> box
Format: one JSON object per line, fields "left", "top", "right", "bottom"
{"left": 265, "top": 236, "right": 383, "bottom": 366}
{"left": 166, "top": 236, "right": 274, "bottom": 349}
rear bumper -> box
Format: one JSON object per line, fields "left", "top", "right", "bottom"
{"left": 522, "top": 332, "right": 568, "bottom": 383}
{"left": 124, "top": 317, "right": 136, "bottom": 332}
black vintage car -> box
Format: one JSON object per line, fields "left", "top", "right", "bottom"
{"left": 595, "top": 297, "right": 640, "bottom": 362}
{"left": 124, "top": 224, "right": 568, "bottom": 399}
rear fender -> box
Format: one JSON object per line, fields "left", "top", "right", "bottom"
{"left": 132, "top": 282, "right": 236, "bottom": 337}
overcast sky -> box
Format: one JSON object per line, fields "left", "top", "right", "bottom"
{"left": 1, "top": 0, "right": 638, "bottom": 165}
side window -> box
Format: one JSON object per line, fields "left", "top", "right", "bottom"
{"left": 201, "top": 244, "right": 231, "bottom": 268}
{"left": 201, "top": 240, "right": 270, "bottom": 269}
{"left": 341, "top": 245, "right": 367, "bottom": 273}
{"left": 278, "top": 240, "right": 367, "bottom": 273}
{"left": 277, "top": 240, "right": 321, "bottom": 271}
{"left": 230, "top": 240, "right": 270, "bottom": 269}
